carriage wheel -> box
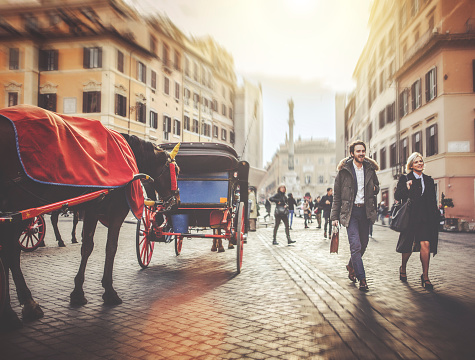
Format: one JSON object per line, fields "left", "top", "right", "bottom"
{"left": 136, "top": 206, "right": 155, "bottom": 269}
{"left": 0, "top": 258, "right": 6, "bottom": 316}
{"left": 19, "top": 215, "right": 46, "bottom": 252}
{"left": 175, "top": 235, "right": 183, "bottom": 256}
{"left": 236, "top": 202, "right": 245, "bottom": 274}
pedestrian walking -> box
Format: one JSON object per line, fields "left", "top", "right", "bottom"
{"left": 269, "top": 185, "right": 295, "bottom": 245}
{"left": 389, "top": 200, "right": 398, "bottom": 226}
{"left": 308, "top": 195, "right": 314, "bottom": 223}
{"left": 320, "top": 188, "right": 333, "bottom": 238}
{"left": 378, "top": 202, "right": 388, "bottom": 225}
{"left": 331, "top": 140, "right": 380, "bottom": 292}
{"left": 395, "top": 152, "right": 439, "bottom": 290}
{"left": 303, "top": 198, "right": 310, "bottom": 228}
{"left": 314, "top": 196, "right": 322, "bottom": 228}
{"left": 248, "top": 187, "right": 257, "bottom": 231}
{"left": 264, "top": 199, "right": 271, "bottom": 221}
{"left": 287, "top": 193, "right": 297, "bottom": 230}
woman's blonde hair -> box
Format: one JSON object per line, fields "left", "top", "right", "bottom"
{"left": 406, "top": 152, "right": 424, "bottom": 173}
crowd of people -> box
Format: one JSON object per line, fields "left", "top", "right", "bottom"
{"left": 253, "top": 140, "right": 440, "bottom": 293}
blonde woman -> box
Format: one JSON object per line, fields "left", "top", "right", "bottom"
{"left": 394, "top": 152, "right": 439, "bottom": 290}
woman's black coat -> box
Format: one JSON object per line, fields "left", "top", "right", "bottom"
{"left": 394, "top": 172, "right": 439, "bottom": 254}
{"left": 269, "top": 191, "right": 288, "bottom": 215}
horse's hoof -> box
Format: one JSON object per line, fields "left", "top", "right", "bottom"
{"left": 58, "top": 240, "right": 66, "bottom": 247}
{"left": 38, "top": 241, "right": 46, "bottom": 247}
{"left": 218, "top": 247, "right": 225, "bottom": 253}
{"left": 0, "top": 308, "right": 23, "bottom": 331}
{"left": 102, "top": 291, "right": 122, "bottom": 306}
{"left": 21, "top": 301, "right": 44, "bottom": 322}
{"left": 211, "top": 246, "right": 217, "bottom": 252}
{"left": 71, "top": 237, "right": 78, "bottom": 244}
{"left": 228, "top": 244, "right": 234, "bottom": 249}
{"left": 70, "top": 290, "right": 87, "bottom": 306}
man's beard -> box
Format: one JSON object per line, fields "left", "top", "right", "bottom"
{"left": 354, "top": 155, "right": 365, "bottom": 164}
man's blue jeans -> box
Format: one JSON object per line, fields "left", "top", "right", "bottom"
{"left": 288, "top": 210, "right": 294, "bottom": 227}
{"left": 346, "top": 206, "right": 370, "bottom": 281}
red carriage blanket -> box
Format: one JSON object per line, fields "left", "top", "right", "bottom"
{"left": 0, "top": 105, "right": 143, "bottom": 220}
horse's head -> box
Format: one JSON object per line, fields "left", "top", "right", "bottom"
{"left": 150, "top": 143, "right": 180, "bottom": 211}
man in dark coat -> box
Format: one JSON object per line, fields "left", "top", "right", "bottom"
{"left": 331, "top": 140, "right": 380, "bottom": 292}
{"left": 320, "top": 188, "right": 333, "bottom": 238}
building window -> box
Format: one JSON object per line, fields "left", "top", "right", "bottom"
{"left": 426, "top": 124, "right": 438, "bottom": 156}
{"left": 202, "top": 123, "right": 211, "bottom": 137}
{"left": 193, "top": 93, "right": 199, "bottom": 109}
{"left": 425, "top": 67, "right": 437, "bottom": 102}
{"left": 163, "top": 44, "right": 169, "bottom": 67}
{"left": 380, "top": 147, "right": 387, "bottom": 170}
{"left": 222, "top": 104, "right": 226, "bottom": 116}
{"left": 151, "top": 71, "right": 157, "bottom": 90}
{"left": 305, "top": 175, "right": 311, "bottom": 185}
{"left": 164, "top": 77, "right": 170, "bottom": 95}
{"left": 229, "top": 107, "right": 233, "bottom": 120}
{"left": 8, "top": 92, "right": 18, "bottom": 107}
{"left": 213, "top": 99, "right": 218, "bottom": 112}
{"left": 386, "top": 102, "right": 395, "bottom": 123}
{"left": 193, "top": 119, "right": 199, "bottom": 133}
{"left": 175, "top": 82, "right": 180, "bottom": 99}
{"left": 400, "top": 89, "right": 409, "bottom": 117}
{"left": 137, "top": 62, "right": 146, "bottom": 83}
{"left": 174, "top": 51, "right": 180, "bottom": 70}
{"left": 367, "top": 123, "right": 372, "bottom": 141}
{"left": 230, "top": 131, "right": 235, "bottom": 144}
{"left": 173, "top": 119, "right": 181, "bottom": 136}
{"left": 400, "top": 137, "right": 409, "bottom": 163}
{"left": 412, "top": 130, "right": 423, "bottom": 154}
{"left": 193, "top": 62, "right": 198, "bottom": 81}
{"left": 9, "top": 48, "right": 19, "bottom": 70}
{"left": 185, "top": 57, "right": 190, "bottom": 77}
{"left": 150, "top": 35, "right": 157, "bottom": 54}
{"left": 184, "top": 88, "right": 190, "bottom": 105}
{"left": 163, "top": 115, "right": 171, "bottom": 140}
{"left": 379, "top": 110, "right": 385, "bottom": 129}
{"left": 117, "top": 50, "right": 124, "bottom": 73}
{"left": 318, "top": 176, "right": 324, "bottom": 184}
{"left": 221, "top": 128, "right": 227, "bottom": 141}
{"left": 83, "top": 47, "right": 102, "bottom": 69}
{"left": 389, "top": 143, "right": 397, "bottom": 167}
{"left": 44, "top": 94, "right": 62, "bottom": 110}
{"left": 83, "top": 91, "right": 101, "bottom": 113}
{"left": 39, "top": 49, "right": 58, "bottom": 71}
{"left": 213, "top": 125, "right": 218, "bottom": 138}
{"left": 183, "top": 115, "right": 190, "bottom": 131}
{"left": 411, "top": 79, "right": 421, "bottom": 110}
{"left": 115, "top": 94, "right": 127, "bottom": 117}
{"left": 136, "top": 103, "right": 146, "bottom": 123}
{"left": 150, "top": 111, "right": 158, "bottom": 129}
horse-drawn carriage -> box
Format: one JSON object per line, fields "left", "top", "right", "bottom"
{"left": 136, "top": 142, "right": 249, "bottom": 273}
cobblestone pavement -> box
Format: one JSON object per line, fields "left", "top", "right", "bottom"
{"left": 1, "top": 214, "right": 475, "bottom": 359}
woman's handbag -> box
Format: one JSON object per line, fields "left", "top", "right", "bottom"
{"left": 390, "top": 199, "right": 412, "bottom": 232}
{"left": 330, "top": 225, "right": 339, "bottom": 253}
{"left": 275, "top": 205, "right": 289, "bottom": 216}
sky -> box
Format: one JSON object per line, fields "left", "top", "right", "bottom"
{"left": 126, "top": 0, "right": 373, "bottom": 164}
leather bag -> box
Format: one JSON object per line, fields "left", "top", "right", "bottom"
{"left": 275, "top": 205, "right": 289, "bottom": 216}
{"left": 390, "top": 199, "right": 412, "bottom": 232}
{"left": 330, "top": 226, "right": 339, "bottom": 253}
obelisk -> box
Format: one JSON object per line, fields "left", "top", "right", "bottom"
{"left": 285, "top": 99, "right": 298, "bottom": 195}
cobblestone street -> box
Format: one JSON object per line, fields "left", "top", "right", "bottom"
{"left": 2, "top": 215, "right": 475, "bottom": 359}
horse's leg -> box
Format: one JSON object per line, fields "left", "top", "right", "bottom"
{"left": 216, "top": 229, "right": 225, "bottom": 253}
{"left": 0, "top": 248, "right": 23, "bottom": 330}
{"left": 70, "top": 210, "right": 98, "bottom": 306}
{"left": 71, "top": 210, "right": 79, "bottom": 244}
{"left": 3, "top": 224, "right": 44, "bottom": 323}
{"left": 50, "top": 211, "right": 66, "bottom": 247}
{"left": 101, "top": 208, "right": 128, "bottom": 305}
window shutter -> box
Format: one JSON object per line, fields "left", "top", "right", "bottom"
{"left": 411, "top": 83, "right": 415, "bottom": 110}
{"left": 425, "top": 73, "right": 430, "bottom": 103}
{"left": 83, "top": 92, "right": 88, "bottom": 112}
{"left": 122, "top": 96, "right": 127, "bottom": 117}
{"left": 51, "top": 94, "right": 57, "bottom": 111}
{"left": 83, "top": 48, "right": 89, "bottom": 68}
{"left": 39, "top": 50, "right": 46, "bottom": 71}
{"left": 399, "top": 93, "right": 403, "bottom": 118}
{"left": 433, "top": 67, "right": 437, "bottom": 98}
{"left": 114, "top": 94, "right": 119, "bottom": 114}
{"left": 98, "top": 47, "right": 102, "bottom": 68}
{"left": 426, "top": 127, "right": 430, "bottom": 156}
{"left": 53, "top": 50, "right": 58, "bottom": 70}
{"left": 97, "top": 92, "right": 101, "bottom": 112}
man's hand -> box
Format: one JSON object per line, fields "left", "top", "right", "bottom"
{"left": 332, "top": 220, "right": 339, "bottom": 227}
{"left": 406, "top": 180, "right": 412, "bottom": 190}
{"left": 325, "top": 200, "right": 330, "bottom": 204}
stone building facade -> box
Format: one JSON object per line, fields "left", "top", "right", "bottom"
{"left": 339, "top": 0, "right": 475, "bottom": 222}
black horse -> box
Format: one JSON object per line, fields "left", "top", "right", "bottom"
{"left": 0, "top": 113, "right": 179, "bottom": 330}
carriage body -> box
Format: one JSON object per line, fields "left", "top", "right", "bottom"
{"left": 136, "top": 142, "right": 249, "bottom": 273}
